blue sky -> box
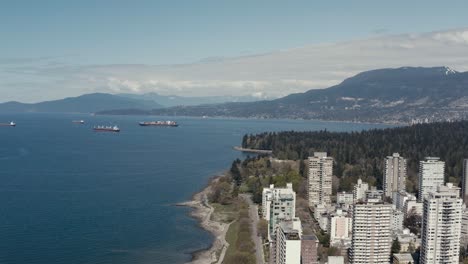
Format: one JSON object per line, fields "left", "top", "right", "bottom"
{"left": 2, "top": 0, "right": 468, "bottom": 102}
{"left": 2, "top": 0, "right": 468, "bottom": 65}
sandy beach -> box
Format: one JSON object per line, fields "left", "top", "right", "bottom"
{"left": 177, "top": 177, "right": 231, "bottom": 264}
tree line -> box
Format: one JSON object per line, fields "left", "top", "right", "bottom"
{"left": 241, "top": 121, "right": 468, "bottom": 192}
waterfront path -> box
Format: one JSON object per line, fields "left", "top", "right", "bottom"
{"left": 241, "top": 194, "right": 265, "bottom": 264}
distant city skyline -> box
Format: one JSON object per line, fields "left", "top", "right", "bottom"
{"left": 2, "top": 1, "right": 468, "bottom": 102}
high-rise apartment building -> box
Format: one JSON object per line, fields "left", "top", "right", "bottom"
{"left": 420, "top": 183, "right": 462, "bottom": 264}
{"left": 274, "top": 219, "right": 302, "bottom": 264}
{"left": 262, "top": 183, "right": 296, "bottom": 240}
{"left": 383, "top": 153, "right": 407, "bottom": 197}
{"left": 462, "top": 159, "right": 468, "bottom": 204}
{"left": 418, "top": 157, "right": 445, "bottom": 202}
{"left": 308, "top": 152, "right": 333, "bottom": 206}
{"left": 461, "top": 208, "right": 468, "bottom": 248}
{"left": 349, "top": 200, "right": 392, "bottom": 264}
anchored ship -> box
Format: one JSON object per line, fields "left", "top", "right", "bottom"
{"left": 72, "top": 120, "right": 85, "bottom": 124}
{"left": 93, "top": 125, "right": 120, "bottom": 132}
{"left": 139, "top": 121, "right": 179, "bottom": 127}
{"left": 0, "top": 121, "right": 16, "bottom": 127}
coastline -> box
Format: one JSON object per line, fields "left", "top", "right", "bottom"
{"left": 177, "top": 176, "right": 231, "bottom": 264}
{"left": 233, "top": 146, "right": 273, "bottom": 154}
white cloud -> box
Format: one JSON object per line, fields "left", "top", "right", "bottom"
{"left": 432, "top": 29, "right": 468, "bottom": 44}
{"left": 3, "top": 27, "right": 468, "bottom": 102}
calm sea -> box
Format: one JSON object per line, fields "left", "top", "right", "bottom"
{"left": 0, "top": 113, "right": 391, "bottom": 264}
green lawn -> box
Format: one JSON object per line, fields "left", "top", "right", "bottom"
{"left": 211, "top": 203, "right": 238, "bottom": 223}
{"left": 224, "top": 220, "right": 240, "bottom": 261}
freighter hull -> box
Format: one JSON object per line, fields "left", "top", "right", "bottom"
{"left": 93, "top": 126, "right": 120, "bottom": 132}
{"left": 139, "top": 121, "right": 179, "bottom": 127}
{"left": 93, "top": 129, "right": 120, "bottom": 132}
{"left": 139, "top": 123, "right": 179, "bottom": 127}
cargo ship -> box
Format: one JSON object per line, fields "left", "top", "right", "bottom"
{"left": 72, "top": 120, "right": 85, "bottom": 124}
{"left": 0, "top": 121, "right": 16, "bottom": 127}
{"left": 139, "top": 121, "right": 179, "bottom": 127}
{"left": 93, "top": 125, "right": 120, "bottom": 132}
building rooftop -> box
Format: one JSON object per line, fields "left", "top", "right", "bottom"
{"left": 279, "top": 193, "right": 295, "bottom": 200}
{"left": 302, "top": 235, "right": 318, "bottom": 241}
{"left": 313, "top": 152, "right": 328, "bottom": 158}
{"left": 393, "top": 253, "right": 414, "bottom": 262}
{"left": 279, "top": 221, "right": 301, "bottom": 240}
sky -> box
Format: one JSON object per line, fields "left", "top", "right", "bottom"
{"left": 2, "top": 0, "right": 468, "bottom": 102}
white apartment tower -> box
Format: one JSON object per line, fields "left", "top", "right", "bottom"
{"left": 262, "top": 183, "right": 296, "bottom": 240}
{"left": 383, "top": 153, "right": 407, "bottom": 197}
{"left": 308, "top": 152, "right": 333, "bottom": 206}
{"left": 462, "top": 159, "right": 468, "bottom": 204}
{"left": 420, "top": 183, "right": 462, "bottom": 264}
{"left": 274, "top": 219, "right": 302, "bottom": 264}
{"left": 349, "top": 200, "right": 392, "bottom": 264}
{"left": 418, "top": 157, "right": 445, "bottom": 202}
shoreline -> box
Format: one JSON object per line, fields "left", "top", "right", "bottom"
{"left": 233, "top": 146, "right": 273, "bottom": 154}
{"left": 176, "top": 175, "right": 231, "bottom": 264}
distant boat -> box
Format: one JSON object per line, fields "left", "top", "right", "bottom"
{"left": 72, "top": 120, "right": 85, "bottom": 124}
{"left": 139, "top": 121, "right": 179, "bottom": 127}
{"left": 0, "top": 121, "right": 16, "bottom": 127}
{"left": 93, "top": 125, "right": 120, "bottom": 132}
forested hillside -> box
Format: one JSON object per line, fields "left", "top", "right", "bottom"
{"left": 105, "top": 67, "right": 468, "bottom": 123}
{"left": 241, "top": 121, "right": 468, "bottom": 193}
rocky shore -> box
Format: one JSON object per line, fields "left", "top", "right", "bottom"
{"left": 177, "top": 177, "right": 231, "bottom": 264}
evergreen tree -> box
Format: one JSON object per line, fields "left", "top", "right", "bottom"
{"left": 391, "top": 238, "right": 401, "bottom": 254}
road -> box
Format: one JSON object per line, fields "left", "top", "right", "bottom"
{"left": 241, "top": 194, "right": 265, "bottom": 264}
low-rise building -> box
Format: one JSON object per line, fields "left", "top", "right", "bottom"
{"left": 393, "top": 253, "right": 414, "bottom": 264}
{"left": 393, "top": 190, "right": 417, "bottom": 211}
{"left": 403, "top": 200, "right": 423, "bottom": 218}
{"left": 328, "top": 209, "right": 351, "bottom": 246}
{"left": 395, "top": 228, "right": 419, "bottom": 253}
{"left": 313, "top": 203, "right": 331, "bottom": 220}
{"left": 317, "top": 214, "right": 329, "bottom": 231}
{"left": 327, "top": 256, "right": 344, "bottom": 264}
{"left": 313, "top": 203, "right": 335, "bottom": 231}
{"left": 353, "top": 179, "right": 369, "bottom": 202}
{"left": 365, "top": 186, "right": 384, "bottom": 202}
{"left": 337, "top": 191, "right": 354, "bottom": 205}
{"left": 392, "top": 208, "right": 405, "bottom": 234}
{"left": 301, "top": 235, "right": 318, "bottom": 264}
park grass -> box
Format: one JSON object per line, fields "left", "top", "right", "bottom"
{"left": 224, "top": 219, "right": 240, "bottom": 261}
{"left": 211, "top": 202, "right": 239, "bottom": 223}
{"left": 221, "top": 199, "right": 256, "bottom": 264}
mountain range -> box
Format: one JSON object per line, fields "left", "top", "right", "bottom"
{"left": 0, "top": 93, "right": 162, "bottom": 113}
{"left": 3, "top": 66, "right": 468, "bottom": 123}
{"left": 98, "top": 66, "right": 468, "bottom": 123}
{"left": 118, "top": 93, "right": 267, "bottom": 107}
{"left": 0, "top": 92, "right": 266, "bottom": 114}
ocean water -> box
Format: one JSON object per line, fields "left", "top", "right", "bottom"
{"left": 0, "top": 113, "right": 391, "bottom": 264}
